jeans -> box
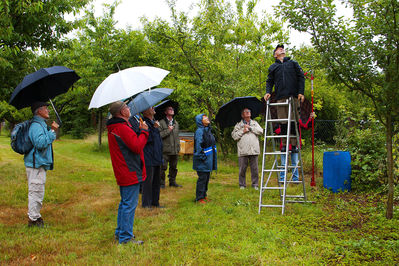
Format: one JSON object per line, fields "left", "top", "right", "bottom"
{"left": 196, "top": 171, "right": 210, "bottom": 201}
{"left": 115, "top": 183, "right": 140, "bottom": 244}
{"left": 280, "top": 153, "right": 299, "bottom": 181}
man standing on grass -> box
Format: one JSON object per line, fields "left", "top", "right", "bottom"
{"left": 159, "top": 105, "right": 182, "bottom": 188}
{"left": 25, "top": 101, "right": 59, "bottom": 228}
{"left": 106, "top": 101, "right": 148, "bottom": 245}
{"left": 231, "top": 108, "right": 263, "bottom": 190}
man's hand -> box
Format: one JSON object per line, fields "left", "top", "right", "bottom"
{"left": 298, "top": 94, "right": 305, "bottom": 103}
{"left": 168, "top": 125, "right": 174, "bottom": 131}
{"left": 51, "top": 121, "right": 59, "bottom": 131}
{"left": 154, "top": 120, "right": 160, "bottom": 128}
{"left": 264, "top": 93, "right": 271, "bottom": 101}
{"left": 243, "top": 124, "right": 250, "bottom": 133}
{"left": 140, "top": 120, "right": 148, "bottom": 131}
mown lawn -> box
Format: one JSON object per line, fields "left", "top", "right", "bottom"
{"left": 0, "top": 133, "right": 398, "bottom": 265}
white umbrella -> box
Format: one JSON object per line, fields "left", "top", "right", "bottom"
{"left": 88, "top": 66, "right": 169, "bottom": 109}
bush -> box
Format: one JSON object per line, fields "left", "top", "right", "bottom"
{"left": 335, "top": 112, "right": 387, "bottom": 191}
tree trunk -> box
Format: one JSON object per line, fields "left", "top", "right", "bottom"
{"left": 98, "top": 111, "right": 103, "bottom": 147}
{"left": 386, "top": 113, "right": 394, "bottom": 219}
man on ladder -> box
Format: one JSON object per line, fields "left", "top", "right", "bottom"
{"left": 260, "top": 44, "right": 306, "bottom": 214}
{"left": 263, "top": 44, "right": 305, "bottom": 142}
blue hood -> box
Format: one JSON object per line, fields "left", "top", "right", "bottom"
{"left": 195, "top": 114, "right": 205, "bottom": 128}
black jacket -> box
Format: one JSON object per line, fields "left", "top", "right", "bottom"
{"left": 143, "top": 116, "right": 163, "bottom": 167}
{"left": 266, "top": 57, "right": 305, "bottom": 100}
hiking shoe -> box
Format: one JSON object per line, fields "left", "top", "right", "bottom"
{"left": 240, "top": 186, "right": 245, "bottom": 190}
{"left": 197, "top": 198, "right": 207, "bottom": 204}
{"left": 253, "top": 186, "right": 259, "bottom": 190}
{"left": 121, "top": 239, "right": 144, "bottom": 245}
{"left": 28, "top": 217, "right": 44, "bottom": 228}
{"left": 169, "top": 183, "right": 182, "bottom": 187}
{"left": 204, "top": 197, "right": 211, "bottom": 202}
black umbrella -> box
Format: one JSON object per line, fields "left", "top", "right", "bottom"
{"left": 215, "top": 96, "right": 263, "bottom": 129}
{"left": 154, "top": 99, "right": 179, "bottom": 121}
{"left": 9, "top": 66, "right": 80, "bottom": 125}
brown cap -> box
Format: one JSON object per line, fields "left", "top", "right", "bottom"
{"left": 109, "top": 101, "right": 127, "bottom": 116}
{"left": 31, "top": 101, "right": 49, "bottom": 114}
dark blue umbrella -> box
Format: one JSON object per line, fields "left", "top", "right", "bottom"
{"left": 215, "top": 96, "right": 263, "bottom": 129}
{"left": 154, "top": 99, "right": 179, "bottom": 121}
{"left": 9, "top": 66, "right": 80, "bottom": 109}
{"left": 127, "top": 88, "right": 174, "bottom": 115}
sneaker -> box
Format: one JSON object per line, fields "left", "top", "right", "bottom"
{"left": 253, "top": 186, "right": 259, "bottom": 190}
{"left": 197, "top": 198, "right": 207, "bottom": 204}
{"left": 240, "top": 186, "right": 245, "bottom": 190}
{"left": 169, "top": 183, "right": 182, "bottom": 187}
{"left": 28, "top": 217, "right": 44, "bottom": 228}
{"left": 160, "top": 184, "right": 165, "bottom": 189}
{"left": 204, "top": 197, "right": 211, "bottom": 202}
{"left": 120, "top": 239, "right": 144, "bottom": 245}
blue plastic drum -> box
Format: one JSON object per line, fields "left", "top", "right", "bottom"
{"left": 323, "top": 151, "right": 351, "bottom": 193}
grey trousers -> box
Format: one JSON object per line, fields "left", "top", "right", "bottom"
{"left": 238, "top": 155, "right": 259, "bottom": 187}
{"left": 26, "top": 167, "right": 46, "bottom": 221}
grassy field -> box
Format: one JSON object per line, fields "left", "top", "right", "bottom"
{"left": 0, "top": 133, "right": 398, "bottom": 265}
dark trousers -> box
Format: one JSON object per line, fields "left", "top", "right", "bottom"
{"left": 160, "top": 154, "right": 179, "bottom": 186}
{"left": 277, "top": 98, "right": 299, "bottom": 146}
{"left": 238, "top": 155, "right": 259, "bottom": 187}
{"left": 196, "top": 171, "right": 210, "bottom": 201}
{"left": 142, "top": 165, "right": 161, "bottom": 207}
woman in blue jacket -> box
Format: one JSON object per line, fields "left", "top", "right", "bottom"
{"left": 193, "top": 114, "right": 217, "bottom": 203}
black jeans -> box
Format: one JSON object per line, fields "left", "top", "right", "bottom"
{"left": 196, "top": 171, "right": 210, "bottom": 201}
{"left": 142, "top": 165, "right": 161, "bottom": 207}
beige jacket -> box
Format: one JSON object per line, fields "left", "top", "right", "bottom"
{"left": 231, "top": 120, "right": 263, "bottom": 156}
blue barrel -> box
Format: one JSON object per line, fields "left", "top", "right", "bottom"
{"left": 323, "top": 151, "right": 351, "bottom": 193}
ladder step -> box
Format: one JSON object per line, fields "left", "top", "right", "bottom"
{"left": 267, "top": 118, "right": 290, "bottom": 122}
{"left": 285, "top": 195, "right": 305, "bottom": 198}
{"left": 266, "top": 135, "right": 297, "bottom": 139}
{"left": 263, "top": 169, "right": 284, "bottom": 172}
{"left": 286, "top": 200, "right": 307, "bottom": 203}
{"left": 268, "top": 102, "right": 289, "bottom": 106}
{"left": 277, "top": 165, "right": 302, "bottom": 169}
{"left": 260, "top": 204, "right": 283, "bottom": 208}
{"left": 278, "top": 180, "right": 302, "bottom": 184}
{"left": 264, "top": 152, "right": 287, "bottom": 155}
{"left": 262, "top": 187, "right": 284, "bottom": 190}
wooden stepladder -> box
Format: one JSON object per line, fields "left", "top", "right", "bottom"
{"left": 258, "top": 97, "right": 307, "bottom": 215}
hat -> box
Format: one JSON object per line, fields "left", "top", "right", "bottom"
{"left": 109, "top": 101, "right": 127, "bottom": 116}
{"left": 273, "top": 44, "right": 284, "bottom": 56}
{"left": 31, "top": 101, "right": 49, "bottom": 114}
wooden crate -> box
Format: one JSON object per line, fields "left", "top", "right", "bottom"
{"left": 179, "top": 139, "right": 194, "bottom": 154}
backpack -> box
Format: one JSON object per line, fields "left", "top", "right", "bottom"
{"left": 10, "top": 120, "right": 36, "bottom": 154}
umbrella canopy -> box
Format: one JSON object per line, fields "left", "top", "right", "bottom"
{"left": 154, "top": 100, "right": 179, "bottom": 121}
{"left": 89, "top": 66, "right": 169, "bottom": 109}
{"left": 215, "top": 96, "right": 263, "bottom": 129}
{"left": 9, "top": 66, "right": 80, "bottom": 109}
{"left": 127, "top": 88, "right": 174, "bottom": 115}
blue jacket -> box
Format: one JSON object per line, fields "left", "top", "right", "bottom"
{"left": 24, "top": 116, "right": 56, "bottom": 170}
{"left": 143, "top": 116, "right": 163, "bottom": 167}
{"left": 193, "top": 114, "right": 217, "bottom": 172}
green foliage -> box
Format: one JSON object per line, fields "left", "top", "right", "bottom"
{"left": 335, "top": 108, "right": 389, "bottom": 191}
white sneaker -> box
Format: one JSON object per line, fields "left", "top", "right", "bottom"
{"left": 254, "top": 186, "right": 259, "bottom": 190}
{"left": 240, "top": 186, "right": 245, "bottom": 190}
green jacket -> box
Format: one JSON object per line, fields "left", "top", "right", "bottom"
{"left": 158, "top": 117, "right": 180, "bottom": 155}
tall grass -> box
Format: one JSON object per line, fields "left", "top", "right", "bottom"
{"left": 0, "top": 134, "right": 398, "bottom": 265}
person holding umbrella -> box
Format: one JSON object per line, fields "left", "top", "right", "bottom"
{"left": 106, "top": 101, "right": 149, "bottom": 245}
{"left": 24, "top": 102, "right": 59, "bottom": 227}
{"left": 193, "top": 114, "right": 217, "bottom": 203}
{"left": 141, "top": 107, "right": 164, "bottom": 209}
{"left": 231, "top": 108, "right": 263, "bottom": 190}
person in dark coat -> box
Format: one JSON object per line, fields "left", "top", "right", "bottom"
{"left": 141, "top": 107, "right": 164, "bottom": 208}
{"left": 193, "top": 114, "right": 217, "bottom": 203}
{"left": 264, "top": 44, "right": 305, "bottom": 150}
{"left": 106, "top": 101, "right": 148, "bottom": 245}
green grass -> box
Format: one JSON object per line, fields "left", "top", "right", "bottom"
{"left": 0, "top": 134, "right": 398, "bottom": 265}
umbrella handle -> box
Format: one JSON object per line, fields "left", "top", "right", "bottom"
{"left": 49, "top": 99, "right": 62, "bottom": 127}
